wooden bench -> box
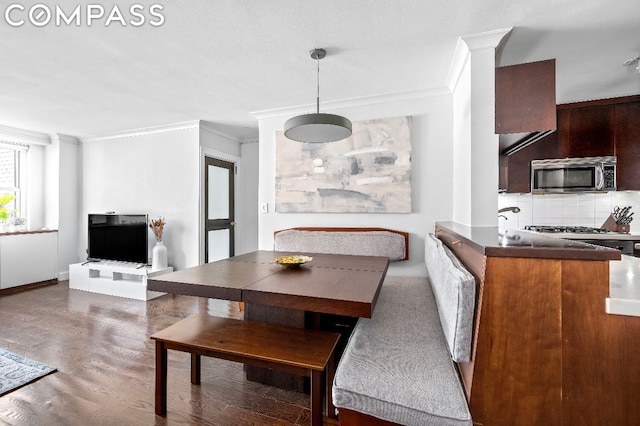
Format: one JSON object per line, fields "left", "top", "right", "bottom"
{"left": 151, "top": 313, "right": 341, "bottom": 426}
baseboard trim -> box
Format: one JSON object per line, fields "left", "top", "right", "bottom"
{"left": 0, "top": 279, "right": 58, "bottom": 296}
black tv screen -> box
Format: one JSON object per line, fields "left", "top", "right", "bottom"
{"left": 88, "top": 214, "right": 148, "bottom": 264}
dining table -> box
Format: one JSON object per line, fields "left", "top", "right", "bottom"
{"left": 147, "top": 250, "right": 390, "bottom": 319}
{"left": 147, "top": 250, "right": 390, "bottom": 391}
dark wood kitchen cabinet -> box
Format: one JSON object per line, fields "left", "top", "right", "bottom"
{"left": 500, "top": 109, "right": 570, "bottom": 193}
{"left": 567, "top": 104, "right": 615, "bottom": 157}
{"left": 495, "top": 59, "right": 556, "bottom": 134}
{"left": 500, "top": 96, "right": 640, "bottom": 192}
{"left": 614, "top": 101, "right": 640, "bottom": 190}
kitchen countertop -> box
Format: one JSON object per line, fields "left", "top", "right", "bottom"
{"left": 530, "top": 231, "right": 640, "bottom": 241}
{"left": 437, "top": 222, "right": 638, "bottom": 317}
{"left": 435, "top": 221, "right": 621, "bottom": 261}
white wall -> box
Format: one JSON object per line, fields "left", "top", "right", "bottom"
{"left": 44, "top": 139, "right": 59, "bottom": 230}
{"left": 236, "top": 141, "right": 259, "bottom": 255}
{"left": 26, "top": 145, "right": 46, "bottom": 230}
{"left": 257, "top": 93, "right": 454, "bottom": 277}
{"left": 452, "top": 51, "right": 472, "bottom": 226}
{"left": 80, "top": 121, "right": 253, "bottom": 271}
{"left": 45, "top": 134, "right": 80, "bottom": 279}
{"left": 81, "top": 126, "right": 201, "bottom": 270}
{"left": 451, "top": 29, "right": 510, "bottom": 227}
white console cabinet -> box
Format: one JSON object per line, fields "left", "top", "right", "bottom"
{"left": 69, "top": 262, "right": 172, "bottom": 301}
{"left": 0, "top": 230, "right": 58, "bottom": 289}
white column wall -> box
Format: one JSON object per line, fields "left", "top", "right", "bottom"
{"left": 236, "top": 141, "right": 259, "bottom": 255}
{"left": 452, "top": 53, "right": 472, "bottom": 225}
{"left": 45, "top": 134, "right": 80, "bottom": 279}
{"left": 452, "top": 28, "right": 511, "bottom": 227}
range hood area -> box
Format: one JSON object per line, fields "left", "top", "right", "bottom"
{"left": 499, "top": 130, "right": 556, "bottom": 156}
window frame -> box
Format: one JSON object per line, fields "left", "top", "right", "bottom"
{"left": 0, "top": 143, "right": 28, "bottom": 223}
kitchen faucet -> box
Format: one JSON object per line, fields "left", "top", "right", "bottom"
{"left": 498, "top": 206, "right": 521, "bottom": 214}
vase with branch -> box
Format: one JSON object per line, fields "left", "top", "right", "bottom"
{"left": 149, "top": 217, "right": 167, "bottom": 270}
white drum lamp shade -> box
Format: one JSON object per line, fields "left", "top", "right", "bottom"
{"left": 284, "top": 113, "right": 352, "bottom": 143}
{"left": 283, "top": 48, "right": 352, "bottom": 143}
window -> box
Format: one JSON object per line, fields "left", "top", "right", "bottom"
{"left": 0, "top": 144, "right": 26, "bottom": 222}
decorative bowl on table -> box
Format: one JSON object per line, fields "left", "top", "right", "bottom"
{"left": 274, "top": 255, "right": 313, "bottom": 268}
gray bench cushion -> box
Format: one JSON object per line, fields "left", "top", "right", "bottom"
{"left": 333, "top": 277, "right": 472, "bottom": 426}
{"left": 425, "top": 234, "right": 476, "bottom": 363}
{"left": 274, "top": 229, "right": 406, "bottom": 261}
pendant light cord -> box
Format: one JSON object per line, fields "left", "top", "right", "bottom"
{"left": 316, "top": 55, "right": 320, "bottom": 114}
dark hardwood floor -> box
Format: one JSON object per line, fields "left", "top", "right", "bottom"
{"left": 0, "top": 281, "right": 338, "bottom": 425}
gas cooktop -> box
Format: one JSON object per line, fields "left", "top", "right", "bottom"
{"left": 524, "top": 225, "right": 609, "bottom": 234}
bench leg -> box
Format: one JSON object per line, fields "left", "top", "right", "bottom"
{"left": 325, "top": 352, "right": 336, "bottom": 418}
{"left": 155, "top": 341, "right": 168, "bottom": 416}
{"left": 311, "top": 369, "right": 323, "bottom": 426}
{"left": 191, "top": 353, "right": 201, "bottom": 385}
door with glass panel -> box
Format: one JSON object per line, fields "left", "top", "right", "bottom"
{"left": 204, "top": 157, "right": 235, "bottom": 263}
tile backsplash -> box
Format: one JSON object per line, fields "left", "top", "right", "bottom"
{"left": 498, "top": 192, "right": 640, "bottom": 232}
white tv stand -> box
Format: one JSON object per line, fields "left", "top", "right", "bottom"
{"left": 69, "top": 261, "right": 173, "bottom": 301}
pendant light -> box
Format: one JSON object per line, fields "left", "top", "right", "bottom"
{"left": 284, "top": 48, "right": 352, "bottom": 143}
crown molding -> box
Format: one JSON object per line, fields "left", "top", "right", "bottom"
{"left": 251, "top": 87, "right": 450, "bottom": 120}
{"left": 81, "top": 120, "right": 200, "bottom": 143}
{"left": 0, "top": 124, "right": 51, "bottom": 146}
{"left": 446, "top": 37, "right": 471, "bottom": 93}
{"left": 200, "top": 146, "right": 241, "bottom": 164}
{"left": 198, "top": 121, "right": 242, "bottom": 143}
{"left": 53, "top": 133, "right": 81, "bottom": 145}
{"left": 446, "top": 27, "right": 513, "bottom": 93}
{"left": 461, "top": 27, "right": 512, "bottom": 52}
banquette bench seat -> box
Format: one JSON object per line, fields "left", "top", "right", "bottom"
{"left": 333, "top": 234, "right": 476, "bottom": 426}
{"left": 273, "top": 227, "right": 476, "bottom": 425}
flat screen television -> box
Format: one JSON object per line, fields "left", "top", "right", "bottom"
{"left": 88, "top": 214, "right": 148, "bottom": 264}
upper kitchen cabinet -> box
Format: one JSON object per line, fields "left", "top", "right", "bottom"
{"left": 614, "top": 98, "right": 640, "bottom": 190}
{"left": 496, "top": 59, "right": 557, "bottom": 134}
{"left": 500, "top": 95, "right": 640, "bottom": 193}
{"left": 499, "top": 109, "right": 570, "bottom": 193}
{"left": 564, "top": 102, "right": 615, "bottom": 157}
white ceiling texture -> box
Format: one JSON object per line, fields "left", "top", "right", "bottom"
{"left": 0, "top": 0, "right": 639, "bottom": 141}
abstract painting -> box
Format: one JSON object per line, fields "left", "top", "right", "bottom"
{"left": 276, "top": 116, "right": 412, "bottom": 213}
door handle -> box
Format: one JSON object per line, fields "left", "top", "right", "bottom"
{"left": 595, "top": 166, "right": 604, "bottom": 190}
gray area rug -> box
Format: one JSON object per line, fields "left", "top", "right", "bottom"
{"left": 0, "top": 348, "right": 56, "bottom": 397}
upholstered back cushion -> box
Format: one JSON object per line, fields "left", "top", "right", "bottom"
{"left": 424, "top": 233, "right": 476, "bottom": 362}
{"left": 274, "top": 229, "right": 407, "bottom": 262}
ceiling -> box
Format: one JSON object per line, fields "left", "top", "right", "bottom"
{"left": 0, "top": 0, "right": 639, "bottom": 141}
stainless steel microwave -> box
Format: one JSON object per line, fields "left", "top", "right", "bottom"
{"left": 531, "top": 156, "right": 616, "bottom": 194}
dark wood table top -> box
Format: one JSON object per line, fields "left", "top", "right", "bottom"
{"left": 148, "top": 250, "right": 390, "bottom": 318}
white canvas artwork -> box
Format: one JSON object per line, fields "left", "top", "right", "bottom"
{"left": 275, "top": 116, "right": 412, "bottom": 213}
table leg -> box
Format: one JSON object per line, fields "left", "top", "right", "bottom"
{"left": 311, "top": 369, "right": 323, "bottom": 426}
{"left": 325, "top": 352, "right": 336, "bottom": 418}
{"left": 191, "top": 353, "right": 201, "bottom": 385}
{"left": 155, "top": 341, "right": 168, "bottom": 415}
